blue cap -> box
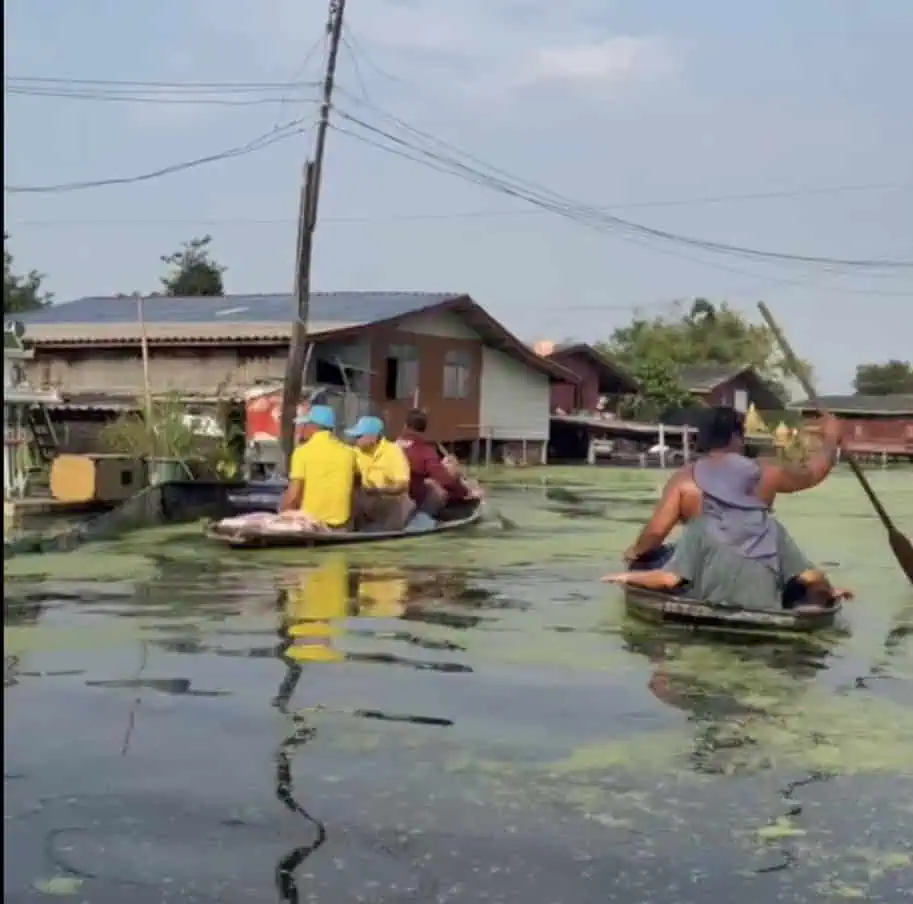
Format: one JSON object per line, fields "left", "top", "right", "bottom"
{"left": 295, "top": 404, "right": 336, "bottom": 429}
{"left": 345, "top": 415, "right": 385, "bottom": 438}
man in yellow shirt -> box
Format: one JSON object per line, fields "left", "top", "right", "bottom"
{"left": 279, "top": 405, "right": 359, "bottom": 529}
{"left": 345, "top": 415, "right": 414, "bottom": 531}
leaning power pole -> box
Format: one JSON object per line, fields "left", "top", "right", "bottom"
{"left": 278, "top": 0, "right": 348, "bottom": 468}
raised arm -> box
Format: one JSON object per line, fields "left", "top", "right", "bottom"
{"left": 767, "top": 414, "right": 841, "bottom": 495}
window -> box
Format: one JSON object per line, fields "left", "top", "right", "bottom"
{"left": 384, "top": 344, "right": 419, "bottom": 401}
{"left": 733, "top": 389, "right": 748, "bottom": 413}
{"left": 442, "top": 349, "right": 472, "bottom": 399}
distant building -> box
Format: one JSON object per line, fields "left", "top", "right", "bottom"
{"left": 11, "top": 292, "right": 576, "bottom": 461}
{"left": 4, "top": 322, "right": 61, "bottom": 498}
{"left": 678, "top": 364, "right": 784, "bottom": 413}
{"left": 537, "top": 342, "right": 640, "bottom": 414}
{"left": 789, "top": 394, "right": 913, "bottom": 459}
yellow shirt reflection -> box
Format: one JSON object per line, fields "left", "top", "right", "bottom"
{"left": 284, "top": 554, "right": 351, "bottom": 663}
{"left": 356, "top": 568, "right": 409, "bottom": 618}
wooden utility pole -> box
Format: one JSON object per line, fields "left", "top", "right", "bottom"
{"left": 277, "top": 0, "right": 348, "bottom": 469}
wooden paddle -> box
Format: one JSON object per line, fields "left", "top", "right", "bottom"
{"left": 758, "top": 301, "right": 913, "bottom": 584}
{"left": 434, "top": 442, "right": 517, "bottom": 530}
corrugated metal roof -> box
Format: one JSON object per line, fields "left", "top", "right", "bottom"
{"left": 679, "top": 364, "right": 750, "bottom": 393}
{"left": 11, "top": 292, "right": 459, "bottom": 330}
{"left": 789, "top": 394, "right": 913, "bottom": 415}
{"left": 7, "top": 291, "right": 579, "bottom": 383}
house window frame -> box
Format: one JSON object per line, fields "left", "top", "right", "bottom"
{"left": 384, "top": 343, "right": 419, "bottom": 401}
{"left": 442, "top": 348, "right": 472, "bottom": 400}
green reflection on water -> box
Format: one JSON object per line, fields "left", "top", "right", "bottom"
{"left": 5, "top": 468, "right": 913, "bottom": 895}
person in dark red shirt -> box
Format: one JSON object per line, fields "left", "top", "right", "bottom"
{"left": 398, "top": 409, "right": 477, "bottom": 514}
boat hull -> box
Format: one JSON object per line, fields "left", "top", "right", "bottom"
{"left": 205, "top": 499, "right": 484, "bottom": 549}
{"left": 623, "top": 586, "right": 841, "bottom": 635}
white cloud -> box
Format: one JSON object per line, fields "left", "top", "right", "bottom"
{"left": 521, "top": 36, "right": 674, "bottom": 89}
{"left": 194, "top": 0, "right": 676, "bottom": 101}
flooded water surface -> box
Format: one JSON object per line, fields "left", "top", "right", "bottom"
{"left": 5, "top": 470, "right": 913, "bottom": 903}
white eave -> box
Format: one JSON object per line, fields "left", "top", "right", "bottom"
{"left": 5, "top": 387, "right": 62, "bottom": 405}
{"left": 4, "top": 347, "right": 35, "bottom": 361}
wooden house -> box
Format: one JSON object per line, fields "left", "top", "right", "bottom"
{"left": 537, "top": 342, "right": 640, "bottom": 414}
{"left": 788, "top": 394, "right": 913, "bottom": 459}
{"left": 678, "top": 364, "right": 785, "bottom": 413}
{"left": 13, "top": 292, "right": 577, "bottom": 463}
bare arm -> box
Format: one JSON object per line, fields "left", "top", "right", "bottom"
{"left": 767, "top": 438, "right": 839, "bottom": 495}
{"left": 280, "top": 480, "right": 303, "bottom": 512}
{"left": 625, "top": 475, "right": 684, "bottom": 561}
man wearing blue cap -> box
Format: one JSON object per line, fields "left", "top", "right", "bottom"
{"left": 279, "top": 404, "right": 359, "bottom": 530}
{"left": 346, "top": 415, "right": 414, "bottom": 531}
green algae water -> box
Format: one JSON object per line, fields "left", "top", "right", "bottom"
{"left": 4, "top": 469, "right": 913, "bottom": 903}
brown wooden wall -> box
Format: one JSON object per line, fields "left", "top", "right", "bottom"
{"left": 28, "top": 329, "right": 488, "bottom": 443}
{"left": 366, "top": 326, "right": 482, "bottom": 443}
{"left": 25, "top": 344, "right": 287, "bottom": 396}
{"left": 549, "top": 354, "right": 597, "bottom": 412}
{"left": 700, "top": 373, "right": 783, "bottom": 412}
{"left": 803, "top": 414, "right": 913, "bottom": 453}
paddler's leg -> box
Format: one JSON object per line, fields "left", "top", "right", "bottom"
{"left": 602, "top": 569, "right": 683, "bottom": 590}
{"left": 611, "top": 517, "right": 786, "bottom": 611}
{"left": 775, "top": 520, "right": 852, "bottom": 608}
{"left": 604, "top": 517, "right": 707, "bottom": 591}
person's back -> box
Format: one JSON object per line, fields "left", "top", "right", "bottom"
{"left": 398, "top": 408, "right": 469, "bottom": 511}
{"left": 691, "top": 451, "right": 779, "bottom": 570}
{"left": 284, "top": 406, "right": 358, "bottom": 529}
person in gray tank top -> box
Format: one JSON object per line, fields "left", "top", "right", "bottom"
{"left": 603, "top": 407, "right": 852, "bottom": 610}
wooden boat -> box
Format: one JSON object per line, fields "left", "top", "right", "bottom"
{"left": 205, "top": 499, "right": 485, "bottom": 549}
{"left": 623, "top": 585, "right": 842, "bottom": 635}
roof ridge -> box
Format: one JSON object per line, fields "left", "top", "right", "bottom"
{"left": 67, "top": 290, "right": 463, "bottom": 302}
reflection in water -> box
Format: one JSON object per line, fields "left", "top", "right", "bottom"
{"left": 624, "top": 628, "right": 837, "bottom": 873}
{"left": 272, "top": 643, "right": 324, "bottom": 904}
{"left": 271, "top": 555, "right": 459, "bottom": 902}
{"left": 278, "top": 556, "right": 484, "bottom": 671}
{"left": 7, "top": 472, "right": 908, "bottom": 901}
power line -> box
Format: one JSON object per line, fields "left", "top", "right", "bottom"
{"left": 328, "top": 105, "right": 913, "bottom": 272}
{"left": 4, "top": 119, "right": 308, "bottom": 194}
{"left": 6, "top": 75, "right": 320, "bottom": 90}
{"left": 316, "top": 117, "right": 909, "bottom": 295}
{"left": 6, "top": 86, "right": 320, "bottom": 107}
{"left": 10, "top": 174, "right": 913, "bottom": 227}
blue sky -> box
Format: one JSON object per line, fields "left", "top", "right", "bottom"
{"left": 5, "top": 0, "right": 912, "bottom": 391}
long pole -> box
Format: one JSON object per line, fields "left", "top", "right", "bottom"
{"left": 136, "top": 294, "right": 154, "bottom": 422}
{"left": 136, "top": 293, "right": 156, "bottom": 461}
{"left": 278, "top": 0, "right": 348, "bottom": 470}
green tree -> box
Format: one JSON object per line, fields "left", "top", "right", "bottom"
{"left": 618, "top": 357, "right": 695, "bottom": 421}
{"left": 599, "top": 298, "right": 810, "bottom": 407}
{"left": 160, "top": 235, "right": 226, "bottom": 297}
{"left": 4, "top": 234, "right": 53, "bottom": 314}
{"left": 852, "top": 360, "right": 913, "bottom": 395}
